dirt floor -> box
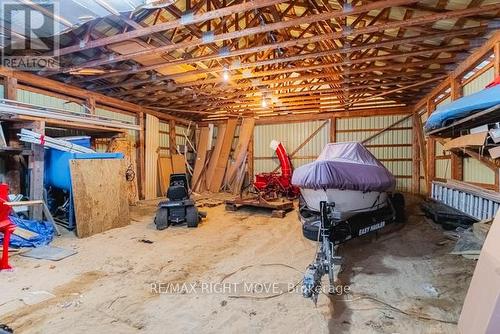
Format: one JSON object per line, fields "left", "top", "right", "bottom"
{"left": 1, "top": 194, "right": 476, "bottom": 333}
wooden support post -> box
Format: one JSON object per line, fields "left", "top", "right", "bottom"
{"left": 137, "top": 112, "right": 145, "bottom": 200}
{"left": 330, "top": 117, "right": 336, "bottom": 143}
{"left": 29, "top": 121, "right": 45, "bottom": 220}
{"left": 86, "top": 96, "right": 96, "bottom": 114}
{"left": 412, "top": 114, "right": 421, "bottom": 195}
{"left": 413, "top": 113, "right": 428, "bottom": 191}
{"left": 426, "top": 99, "right": 436, "bottom": 195}
{"left": 169, "top": 119, "right": 176, "bottom": 156}
{"left": 5, "top": 77, "right": 17, "bottom": 100}
{"left": 450, "top": 76, "right": 463, "bottom": 181}
{"left": 495, "top": 41, "right": 500, "bottom": 77}
{"left": 248, "top": 134, "right": 254, "bottom": 179}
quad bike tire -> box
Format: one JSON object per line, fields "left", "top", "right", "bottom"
{"left": 186, "top": 206, "right": 199, "bottom": 228}
{"left": 155, "top": 207, "right": 170, "bottom": 230}
{"left": 390, "top": 193, "right": 406, "bottom": 224}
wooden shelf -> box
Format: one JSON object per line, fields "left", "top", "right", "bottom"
{"left": 0, "top": 146, "right": 32, "bottom": 155}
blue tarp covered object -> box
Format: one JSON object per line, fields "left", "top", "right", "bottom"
{"left": 424, "top": 85, "right": 500, "bottom": 133}
{"left": 292, "top": 142, "right": 396, "bottom": 192}
{"left": 0, "top": 216, "right": 55, "bottom": 248}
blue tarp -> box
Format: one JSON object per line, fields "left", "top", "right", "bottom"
{"left": 0, "top": 216, "right": 55, "bottom": 248}
{"left": 424, "top": 85, "right": 500, "bottom": 133}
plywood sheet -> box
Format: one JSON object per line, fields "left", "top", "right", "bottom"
{"left": 107, "top": 136, "right": 138, "bottom": 205}
{"left": 443, "top": 132, "right": 487, "bottom": 151}
{"left": 171, "top": 154, "right": 187, "bottom": 174}
{"left": 70, "top": 159, "right": 130, "bottom": 238}
{"left": 192, "top": 127, "right": 210, "bottom": 190}
{"left": 209, "top": 119, "right": 238, "bottom": 192}
{"left": 158, "top": 157, "right": 173, "bottom": 195}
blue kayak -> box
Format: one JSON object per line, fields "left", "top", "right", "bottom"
{"left": 424, "top": 85, "right": 500, "bottom": 133}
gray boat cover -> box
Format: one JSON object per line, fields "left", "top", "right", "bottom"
{"left": 291, "top": 142, "right": 396, "bottom": 192}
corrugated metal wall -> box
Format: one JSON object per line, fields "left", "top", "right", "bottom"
{"left": 17, "top": 89, "right": 85, "bottom": 113}
{"left": 336, "top": 115, "right": 413, "bottom": 192}
{"left": 461, "top": 67, "right": 496, "bottom": 185}
{"left": 254, "top": 120, "right": 329, "bottom": 176}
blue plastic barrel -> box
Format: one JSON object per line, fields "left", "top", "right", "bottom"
{"left": 44, "top": 138, "right": 123, "bottom": 191}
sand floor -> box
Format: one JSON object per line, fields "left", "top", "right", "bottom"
{"left": 0, "top": 194, "right": 476, "bottom": 333}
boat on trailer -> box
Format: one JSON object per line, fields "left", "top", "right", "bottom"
{"left": 292, "top": 141, "right": 396, "bottom": 222}
{"left": 292, "top": 142, "right": 406, "bottom": 303}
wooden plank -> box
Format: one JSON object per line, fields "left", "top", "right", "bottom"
{"left": 5, "top": 77, "right": 17, "bottom": 100}
{"left": 169, "top": 120, "right": 177, "bottom": 155}
{"left": 137, "top": 112, "right": 145, "bottom": 200}
{"left": 157, "top": 157, "right": 173, "bottom": 196}
{"left": 191, "top": 127, "right": 210, "bottom": 189}
{"left": 443, "top": 132, "right": 488, "bottom": 151}
{"left": 248, "top": 135, "right": 254, "bottom": 180}
{"left": 209, "top": 119, "right": 238, "bottom": 192}
{"left": 70, "top": 159, "right": 130, "bottom": 238}
{"left": 171, "top": 154, "right": 186, "bottom": 174}
{"left": 412, "top": 115, "right": 420, "bottom": 194}
{"left": 330, "top": 117, "right": 336, "bottom": 142}
{"left": 205, "top": 123, "right": 227, "bottom": 188}
{"left": 226, "top": 118, "right": 255, "bottom": 184}
{"left": 145, "top": 114, "right": 159, "bottom": 199}
{"left": 458, "top": 210, "right": 500, "bottom": 333}
{"left": 29, "top": 121, "right": 44, "bottom": 220}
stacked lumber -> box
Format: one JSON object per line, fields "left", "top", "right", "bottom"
{"left": 191, "top": 118, "right": 254, "bottom": 194}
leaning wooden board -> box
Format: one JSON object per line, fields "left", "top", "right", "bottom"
{"left": 70, "top": 159, "right": 130, "bottom": 238}
{"left": 157, "top": 157, "right": 173, "bottom": 195}
{"left": 209, "top": 119, "right": 238, "bottom": 192}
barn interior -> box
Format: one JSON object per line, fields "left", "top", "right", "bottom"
{"left": 0, "top": 1, "right": 500, "bottom": 333}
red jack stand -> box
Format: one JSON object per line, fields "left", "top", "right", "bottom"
{"left": 0, "top": 184, "right": 14, "bottom": 271}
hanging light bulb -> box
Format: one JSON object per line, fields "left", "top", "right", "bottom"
{"left": 223, "top": 68, "right": 230, "bottom": 81}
